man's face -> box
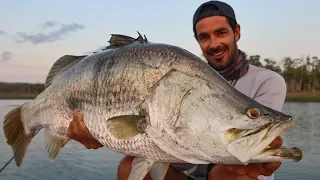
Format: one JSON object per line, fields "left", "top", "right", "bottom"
{"left": 195, "top": 16, "right": 240, "bottom": 70}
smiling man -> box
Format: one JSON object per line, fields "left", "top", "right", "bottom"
{"left": 168, "top": 1, "right": 287, "bottom": 180}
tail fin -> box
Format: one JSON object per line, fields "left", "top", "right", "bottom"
{"left": 3, "top": 106, "right": 33, "bottom": 167}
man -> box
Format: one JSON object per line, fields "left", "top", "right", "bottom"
{"left": 166, "top": 1, "right": 287, "bottom": 179}
{"left": 67, "top": 1, "right": 287, "bottom": 180}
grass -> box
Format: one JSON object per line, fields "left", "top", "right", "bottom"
{"left": 0, "top": 93, "right": 37, "bottom": 100}
{"left": 285, "top": 91, "right": 320, "bottom": 102}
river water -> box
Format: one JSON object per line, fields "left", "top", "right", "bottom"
{"left": 0, "top": 100, "right": 319, "bottom": 180}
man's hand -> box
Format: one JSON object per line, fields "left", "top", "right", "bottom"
{"left": 67, "top": 109, "right": 104, "bottom": 149}
{"left": 222, "top": 136, "right": 283, "bottom": 179}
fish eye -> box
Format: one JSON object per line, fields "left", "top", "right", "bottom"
{"left": 246, "top": 108, "right": 260, "bottom": 119}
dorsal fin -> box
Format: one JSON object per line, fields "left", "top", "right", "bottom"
{"left": 102, "top": 31, "right": 148, "bottom": 50}
{"left": 107, "top": 34, "right": 136, "bottom": 48}
{"left": 45, "top": 55, "right": 87, "bottom": 88}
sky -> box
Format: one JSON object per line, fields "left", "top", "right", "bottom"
{"left": 1, "top": 0, "right": 320, "bottom": 83}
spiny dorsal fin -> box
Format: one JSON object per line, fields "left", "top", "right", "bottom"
{"left": 102, "top": 31, "right": 148, "bottom": 50}
{"left": 108, "top": 34, "right": 136, "bottom": 48}
{"left": 45, "top": 55, "right": 87, "bottom": 88}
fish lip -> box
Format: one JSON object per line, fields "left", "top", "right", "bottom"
{"left": 258, "top": 146, "right": 303, "bottom": 162}
{"left": 224, "top": 117, "right": 300, "bottom": 164}
{"left": 238, "top": 114, "right": 295, "bottom": 138}
{"left": 227, "top": 119, "right": 299, "bottom": 163}
{"left": 256, "top": 119, "right": 303, "bottom": 161}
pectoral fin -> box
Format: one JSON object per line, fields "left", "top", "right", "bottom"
{"left": 106, "top": 115, "right": 147, "bottom": 140}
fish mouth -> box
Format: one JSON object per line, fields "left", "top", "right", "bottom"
{"left": 253, "top": 146, "right": 303, "bottom": 162}
{"left": 251, "top": 120, "right": 302, "bottom": 162}
{"left": 226, "top": 119, "right": 303, "bottom": 164}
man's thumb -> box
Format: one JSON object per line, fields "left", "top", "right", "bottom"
{"left": 73, "top": 109, "right": 83, "bottom": 122}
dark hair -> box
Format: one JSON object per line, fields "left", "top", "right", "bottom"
{"left": 227, "top": 18, "right": 237, "bottom": 32}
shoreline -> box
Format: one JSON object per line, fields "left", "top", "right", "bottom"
{"left": 0, "top": 92, "right": 319, "bottom": 102}
{"left": 285, "top": 92, "right": 320, "bottom": 102}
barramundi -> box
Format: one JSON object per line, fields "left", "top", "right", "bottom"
{"left": 3, "top": 32, "right": 302, "bottom": 180}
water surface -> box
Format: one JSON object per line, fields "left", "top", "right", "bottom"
{"left": 0, "top": 100, "right": 319, "bottom": 180}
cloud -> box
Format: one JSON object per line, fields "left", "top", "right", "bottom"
{"left": 42, "top": 21, "right": 58, "bottom": 29}
{"left": 16, "top": 22, "right": 85, "bottom": 44}
{"left": 0, "top": 30, "right": 7, "bottom": 35}
{"left": 1, "top": 51, "right": 13, "bottom": 61}
{"left": 0, "top": 30, "right": 14, "bottom": 40}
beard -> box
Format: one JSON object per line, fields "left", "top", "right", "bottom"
{"left": 206, "top": 41, "right": 238, "bottom": 71}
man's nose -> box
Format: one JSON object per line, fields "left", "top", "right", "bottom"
{"left": 208, "top": 37, "right": 220, "bottom": 49}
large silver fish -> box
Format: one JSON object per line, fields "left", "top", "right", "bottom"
{"left": 3, "top": 32, "right": 302, "bottom": 180}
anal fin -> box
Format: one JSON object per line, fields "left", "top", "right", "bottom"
{"left": 128, "top": 157, "right": 155, "bottom": 180}
{"left": 44, "top": 128, "right": 69, "bottom": 160}
{"left": 149, "top": 162, "right": 170, "bottom": 180}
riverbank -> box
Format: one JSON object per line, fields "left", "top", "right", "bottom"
{"left": 285, "top": 92, "right": 320, "bottom": 102}
{"left": 0, "top": 93, "right": 39, "bottom": 100}
{"left": 0, "top": 92, "right": 319, "bottom": 102}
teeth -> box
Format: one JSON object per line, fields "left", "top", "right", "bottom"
{"left": 213, "top": 51, "right": 224, "bottom": 57}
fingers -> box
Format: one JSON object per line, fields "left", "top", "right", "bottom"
{"left": 67, "top": 121, "right": 73, "bottom": 138}
{"left": 270, "top": 136, "right": 283, "bottom": 147}
{"left": 223, "top": 137, "right": 283, "bottom": 179}
{"left": 73, "top": 109, "right": 83, "bottom": 122}
{"left": 84, "top": 143, "right": 92, "bottom": 149}
{"left": 92, "top": 143, "right": 104, "bottom": 149}
{"left": 225, "top": 164, "right": 262, "bottom": 178}
{"left": 70, "top": 109, "right": 90, "bottom": 137}
{"left": 263, "top": 162, "right": 281, "bottom": 173}
{"left": 67, "top": 120, "right": 77, "bottom": 139}
{"left": 224, "top": 162, "right": 280, "bottom": 179}
{"left": 83, "top": 140, "right": 104, "bottom": 149}
{"left": 68, "top": 109, "right": 81, "bottom": 138}
{"left": 234, "top": 166, "right": 247, "bottom": 176}
{"left": 73, "top": 110, "right": 93, "bottom": 137}
{"left": 247, "top": 171, "right": 260, "bottom": 179}
{"left": 246, "top": 164, "right": 265, "bottom": 179}
{"left": 225, "top": 165, "right": 247, "bottom": 176}
{"left": 67, "top": 109, "right": 104, "bottom": 149}
{"left": 224, "top": 165, "right": 234, "bottom": 171}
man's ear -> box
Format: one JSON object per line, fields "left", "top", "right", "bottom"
{"left": 235, "top": 24, "right": 241, "bottom": 42}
